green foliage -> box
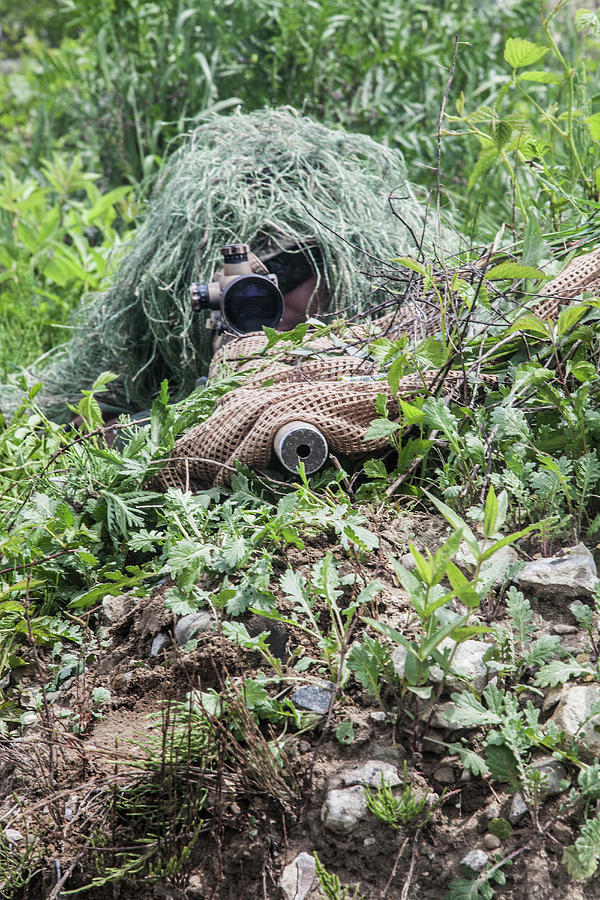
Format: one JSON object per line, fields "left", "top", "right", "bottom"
{"left": 0, "top": 156, "right": 135, "bottom": 372}
{"left": 313, "top": 853, "right": 364, "bottom": 900}
{"left": 365, "top": 763, "right": 433, "bottom": 830}
{"left": 447, "top": 2, "right": 600, "bottom": 236}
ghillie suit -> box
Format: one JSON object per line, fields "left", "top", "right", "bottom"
{"left": 6, "top": 108, "right": 449, "bottom": 421}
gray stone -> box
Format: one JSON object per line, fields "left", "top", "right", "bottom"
{"left": 434, "top": 765, "right": 455, "bottom": 785}
{"left": 279, "top": 851, "right": 316, "bottom": 900}
{"left": 479, "top": 801, "right": 501, "bottom": 830}
{"left": 430, "top": 702, "right": 463, "bottom": 731}
{"left": 341, "top": 760, "right": 400, "bottom": 789}
{"left": 321, "top": 786, "right": 367, "bottom": 834}
{"left": 3, "top": 828, "right": 23, "bottom": 845}
{"left": 394, "top": 638, "right": 490, "bottom": 694}
{"left": 401, "top": 552, "right": 418, "bottom": 572}
{"left": 509, "top": 792, "right": 528, "bottom": 824}
{"left": 371, "top": 744, "right": 406, "bottom": 765}
{"left": 529, "top": 755, "right": 568, "bottom": 797}
{"left": 175, "top": 611, "right": 215, "bottom": 646}
{"left": 150, "top": 632, "right": 171, "bottom": 657}
{"left": 552, "top": 623, "right": 578, "bottom": 635}
{"left": 456, "top": 538, "right": 518, "bottom": 585}
{"left": 370, "top": 711, "right": 386, "bottom": 723}
{"left": 483, "top": 833, "right": 501, "bottom": 850}
{"left": 292, "top": 682, "right": 334, "bottom": 715}
{"left": 517, "top": 543, "right": 598, "bottom": 598}
{"left": 550, "top": 684, "right": 600, "bottom": 762}
{"left": 101, "top": 594, "right": 133, "bottom": 624}
{"left": 461, "top": 849, "right": 489, "bottom": 873}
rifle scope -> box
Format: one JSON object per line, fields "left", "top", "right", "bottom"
{"left": 190, "top": 243, "right": 284, "bottom": 335}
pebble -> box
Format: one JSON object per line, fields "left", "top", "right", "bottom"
{"left": 175, "top": 611, "right": 215, "bottom": 646}
{"left": 483, "top": 833, "right": 501, "bottom": 850}
{"left": 529, "top": 755, "right": 568, "bottom": 797}
{"left": 433, "top": 765, "right": 455, "bottom": 784}
{"left": 552, "top": 623, "right": 578, "bottom": 635}
{"left": 150, "top": 632, "right": 171, "bottom": 657}
{"left": 369, "top": 710, "right": 386, "bottom": 723}
{"left": 517, "top": 543, "right": 598, "bottom": 598}
{"left": 461, "top": 849, "right": 489, "bottom": 873}
{"left": 550, "top": 684, "right": 600, "bottom": 762}
{"left": 509, "top": 792, "right": 528, "bottom": 824}
{"left": 292, "top": 683, "right": 334, "bottom": 715}
{"left": 279, "top": 851, "right": 316, "bottom": 900}
{"left": 340, "top": 760, "right": 400, "bottom": 789}
{"left": 321, "top": 786, "right": 367, "bottom": 834}
{"left": 3, "top": 828, "right": 23, "bottom": 844}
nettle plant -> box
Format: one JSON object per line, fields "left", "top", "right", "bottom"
{"left": 351, "top": 487, "right": 543, "bottom": 712}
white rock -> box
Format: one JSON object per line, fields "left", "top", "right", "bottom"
{"left": 550, "top": 684, "right": 600, "bottom": 761}
{"left": 455, "top": 538, "right": 518, "bottom": 585}
{"left": 340, "top": 760, "right": 400, "bottom": 789}
{"left": 101, "top": 594, "right": 133, "bottom": 624}
{"left": 321, "top": 786, "right": 367, "bottom": 834}
{"left": 517, "top": 543, "right": 598, "bottom": 598}
{"left": 509, "top": 792, "right": 528, "bottom": 823}
{"left": 529, "top": 756, "right": 568, "bottom": 797}
{"left": 175, "top": 611, "right": 215, "bottom": 646}
{"left": 461, "top": 849, "right": 489, "bottom": 873}
{"left": 392, "top": 638, "right": 489, "bottom": 694}
{"left": 3, "top": 828, "right": 23, "bottom": 845}
{"left": 279, "top": 852, "right": 316, "bottom": 900}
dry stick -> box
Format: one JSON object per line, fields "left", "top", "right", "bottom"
{"left": 400, "top": 831, "right": 421, "bottom": 900}
{"left": 381, "top": 835, "right": 409, "bottom": 898}
{"left": 436, "top": 34, "right": 459, "bottom": 269}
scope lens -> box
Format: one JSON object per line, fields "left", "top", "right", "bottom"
{"left": 222, "top": 275, "right": 284, "bottom": 334}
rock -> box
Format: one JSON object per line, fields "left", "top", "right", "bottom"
{"left": 321, "top": 786, "right": 367, "bottom": 834}
{"left": 480, "top": 801, "right": 501, "bottom": 826}
{"left": 279, "top": 852, "right": 316, "bottom": 900}
{"left": 517, "top": 543, "right": 598, "bottom": 598}
{"left": 430, "top": 702, "right": 463, "bottom": 731}
{"left": 529, "top": 755, "right": 568, "bottom": 797}
{"left": 433, "top": 765, "right": 455, "bottom": 785}
{"left": 175, "top": 611, "right": 215, "bottom": 646}
{"left": 292, "top": 682, "right": 334, "bottom": 715}
{"left": 370, "top": 711, "right": 386, "bottom": 723}
{"left": 550, "top": 684, "right": 600, "bottom": 761}
{"left": 246, "top": 615, "right": 289, "bottom": 661}
{"left": 509, "top": 792, "right": 528, "bottom": 824}
{"left": 483, "top": 833, "right": 501, "bottom": 850}
{"left": 101, "top": 594, "right": 133, "bottom": 624}
{"left": 551, "top": 623, "right": 578, "bottom": 635}
{"left": 371, "top": 744, "right": 406, "bottom": 765}
{"left": 393, "top": 638, "right": 490, "bottom": 694}
{"left": 340, "top": 760, "right": 400, "bottom": 789}
{"left": 151, "top": 632, "right": 171, "bottom": 657}
{"left": 461, "top": 849, "right": 489, "bottom": 873}
{"left": 455, "top": 538, "right": 518, "bottom": 585}
{"left": 401, "top": 552, "right": 417, "bottom": 572}
{"left": 3, "top": 828, "right": 23, "bottom": 844}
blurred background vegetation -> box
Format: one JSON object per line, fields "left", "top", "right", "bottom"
{"left": 1, "top": 0, "right": 599, "bottom": 373}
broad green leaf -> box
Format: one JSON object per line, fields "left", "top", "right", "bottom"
{"left": 504, "top": 37, "right": 548, "bottom": 68}
{"left": 493, "top": 119, "right": 512, "bottom": 150}
{"left": 511, "top": 313, "right": 551, "bottom": 336}
{"left": 336, "top": 721, "right": 355, "bottom": 744}
{"left": 518, "top": 70, "right": 562, "bottom": 84}
{"left": 586, "top": 112, "right": 600, "bottom": 142}
{"left": 395, "top": 256, "right": 427, "bottom": 276}
{"left": 468, "top": 145, "right": 498, "bottom": 192}
{"left": 557, "top": 303, "right": 589, "bottom": 336}
{"left": 486, "top": 262, "right": 547, "bottom": 280}
{"left": 483, "top": 485, "right": 498, "bottom": 538}
{"left": 363, "top": 418, "right": 402, "bottom": 441}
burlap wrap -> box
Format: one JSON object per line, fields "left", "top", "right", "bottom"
{"left": 157, "top": 246, "right": 600, "bottom": 491}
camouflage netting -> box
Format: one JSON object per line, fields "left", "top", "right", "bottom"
{"left": 4, "top": 107, "right": 452, "bottom": 421}
{"left": 156, "top": 245, "right": 600, "bottom": 491}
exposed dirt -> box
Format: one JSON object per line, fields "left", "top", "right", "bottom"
{"left": 1, "top": 508, "right": 598, "bottom": 899}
